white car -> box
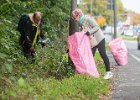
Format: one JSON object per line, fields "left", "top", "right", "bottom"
{"left": 104, "top": 26, "right": 114, "bottom": 35}
{"left": 104, "top": 26, "right": 124, "bottom": 35}
{"left": 124, "top": 29, "right": 134, "bottom": 37}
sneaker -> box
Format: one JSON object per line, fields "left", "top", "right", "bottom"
{"left": 103, "top": 71, "right": 113, "bottom": 79}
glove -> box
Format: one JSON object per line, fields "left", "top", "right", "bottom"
{"left": 85, "top": 31, "right": 90, "bottom": 36}
{"left": 29, "top": 47, "right": 35, "bottom": 53}
{"left": 41, "top": 43, "right": 46, "bottom": 48}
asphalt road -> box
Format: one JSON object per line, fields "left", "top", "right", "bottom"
{"left": 105, "top": 35, "right": 140, "bottom": 100}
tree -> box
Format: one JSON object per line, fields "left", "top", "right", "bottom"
{"left": 69, "top": 0, "right": 79, "bottom": 35}
{"left": 96, "top": 16, "right": 106, "bottom": 28}
{"left": 78, "top": 0, "right": 125, "bottom": 25}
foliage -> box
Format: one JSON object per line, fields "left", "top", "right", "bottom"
{"left": 96, "top": 16, "right": 106, "bottom": 28}
{"left": 117, "top": 0, "right": 125, "bottom": 14}
{"left": 126, "top": 10, "right": 140, "bottom": 25}
{"left": 0, "top": 0, "right": 72, "bottom": 96}
{"left": 79, "top": 0, "right": 125, "bottom": 25}
{"left": 1, "top": 67, "right": 109, "bottom": 100}
{"left": 0, "top": 0, "right": 71, "bottom": 74}
{"left": 119, "top": 35, "right": 138, "bottom": 41}
{"left": 0, "top": 0, "right": 111, "bottom": 99}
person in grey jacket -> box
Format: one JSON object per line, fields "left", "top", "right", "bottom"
{"left": 72, "top": 9, "right": 113, "bottom": 79}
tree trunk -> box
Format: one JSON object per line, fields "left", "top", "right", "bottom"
{"left": 68, "top": 0, "right": 79, "bottom": 69}
{"left": 69, "top": 0, "right": 79, "bottom": 36}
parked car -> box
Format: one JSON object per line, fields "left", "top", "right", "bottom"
{"left": 104, "top": 26, "right": 123, "bottom": 35}
{"left": 104, "top": 26, "right": 114, "bottom": 35}
{"left": 136, "top": 27, "right": 140, "bottom": 33}
{"left": 123, "top": 29, "right": 134, "bottom": 37}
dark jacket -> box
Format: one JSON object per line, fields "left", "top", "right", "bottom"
{"left": 18, "top": 14, "right": 44, "bottom": 49}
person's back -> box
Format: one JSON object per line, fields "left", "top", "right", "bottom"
{"left": 80, "top": 15, "right": 105, "bottom": 46}
{"left": 18, "top": 14, "right": 29, "bottom": 36}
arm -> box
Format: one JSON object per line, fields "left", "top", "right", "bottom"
{"left": 40, "top": 30, "right": 45, "bottom": 39}
{"left": 87, "top": 17, "right": 100, "bottom": 35}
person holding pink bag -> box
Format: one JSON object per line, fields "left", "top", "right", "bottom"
{"left": 71, "top": 9, "right": 113, "bottom": 79}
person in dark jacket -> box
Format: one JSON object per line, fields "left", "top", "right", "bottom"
{"left": 18, "top": 11, "right": 45, "bottom": 57}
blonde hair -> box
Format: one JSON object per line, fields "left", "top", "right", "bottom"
{"left": 72, "top": 9, "right": 83, "bottom": 18}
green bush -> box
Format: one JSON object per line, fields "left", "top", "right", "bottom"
{"left": 0, "top": 0, "right": 73, "bottom": 96}
{"left": 0, "top": 1, "right": 111, "bottom": 99}
{"left": 0, "top": 0, "right": 71, "bottom": 77}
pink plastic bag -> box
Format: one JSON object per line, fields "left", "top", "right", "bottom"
{"left": 68, "top": 32, "right": 99, "bottom": 77}
{"left": 109, "top": 38, "right": 128, "bottom": 66}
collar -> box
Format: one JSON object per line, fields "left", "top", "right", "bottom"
{"left": 79, "top": 15, "right": 85, "bottom": 25}
{"left": 28, "top": 13, "right": 40, "bottom": 26}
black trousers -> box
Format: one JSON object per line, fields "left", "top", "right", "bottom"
{"left": 92, "top": 38, "right": 110, "bottom": 71}
{"left": 19, "top": 36, "right": 34, "bottom": 57}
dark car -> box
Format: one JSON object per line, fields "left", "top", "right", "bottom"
{"left": 138, "top": 33, "right": 140, "bottom": 50}
{"left": 137, "top": 27, "right": 140, "bottom": 50}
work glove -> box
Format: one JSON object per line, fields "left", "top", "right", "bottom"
{"left": 29, "top": 47, "right": 35, "bottom": 53}
{"left": 41, "top": 43, "right": 46, "bottom": 48}
{"left": 85, "top": 31, "right": 90, "bottom": 36}
{"left": 41, "top": 39, "right": 47, "bottom": 47}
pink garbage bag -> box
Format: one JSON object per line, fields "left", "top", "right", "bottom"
{"left": 68, "top": 32, "right": 99, "bottom": 77}
{"left": 109, "top": 38, "right": 128, "bottom": 66}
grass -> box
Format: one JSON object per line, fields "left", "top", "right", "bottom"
{"left": 1, "top": 75, "right": 109, "bottom": 100}
{"left": 110, "top": 34, "right": 137, "bottom": 41}
{"left": 0, "top": 53, "right": 111, "bottom": 100}
{"left": 120, "top": 35, "right": 137, "bottom": 41}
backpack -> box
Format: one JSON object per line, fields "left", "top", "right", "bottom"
{"left": 17, "top": 14, "right": 29, "bottom": 35}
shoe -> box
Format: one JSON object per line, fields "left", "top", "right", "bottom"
{"left": 103, "top": 71, "right": 113, "bottom": 79}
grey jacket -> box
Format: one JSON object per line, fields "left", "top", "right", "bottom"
{"left": 80, "top": 15, "right": 105, "bottom": 45}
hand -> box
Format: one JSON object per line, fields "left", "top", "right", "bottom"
{"left": 85, "top": 31, "right": 90, "bottom": 36}
{"left": 29, "top": 47, "right": 35, "bottom": 53}
{"left": 41, "top": 43, "right": 46, "bottom": 48}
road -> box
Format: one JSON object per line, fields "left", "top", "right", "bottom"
{"left": 105, "top": 35, "right": 140, "bottom": 100}
{"left": 124, "top": 40, "right": 140, "bottom": 62}
{"left": 105, "top": 34, "right": 140, "bottom": 59}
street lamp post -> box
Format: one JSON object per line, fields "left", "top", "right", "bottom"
{"left": 69, "top": 0, "right": 79, "bottom": 36}
{"left": 113, "top": 0, "right": 117, "bottom": 39}
{"left": 90, "top": 0, "right": 93, "bottom": 15}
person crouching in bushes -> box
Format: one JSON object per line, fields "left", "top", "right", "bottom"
{"left": 17, "top": 11, "right": 45, "bottom": 57}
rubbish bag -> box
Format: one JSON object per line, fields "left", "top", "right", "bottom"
{"left": 109, "top": 37, "right": 128, "bottom": 66}
{"left": 68, "top": 32, "right": 99, "bottom": 77}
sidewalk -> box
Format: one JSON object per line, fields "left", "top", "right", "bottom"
{"left": 108, "top": 52, "right": 140, "bottom": 100}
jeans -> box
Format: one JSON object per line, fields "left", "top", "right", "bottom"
{"left": 92, "top": 38, "right": 110, "bottom": 71}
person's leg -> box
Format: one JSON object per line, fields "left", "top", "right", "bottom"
{"left": 22, "top": 42, "right": 33, "bottom": 58}
{"left": 97, "top": 39, "right": 110, "bottom": 71}
{"left": 91, "top": 46, "right": 97, "bottom": 56}
{"left": 97, "top": 39, "right": 113, "bottom": 79}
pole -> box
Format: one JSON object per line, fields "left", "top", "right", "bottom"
{"left": 69, "top": 0, "right": 79, "bottom": 36}
{"left": 113, "top": 0, "right": 117, "bottom": 39}
{"left": 68, "top": 0, "right": 78, "bottom": 68}
{"left": 90, "top": 0, "right": 93, "bottom": 15}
